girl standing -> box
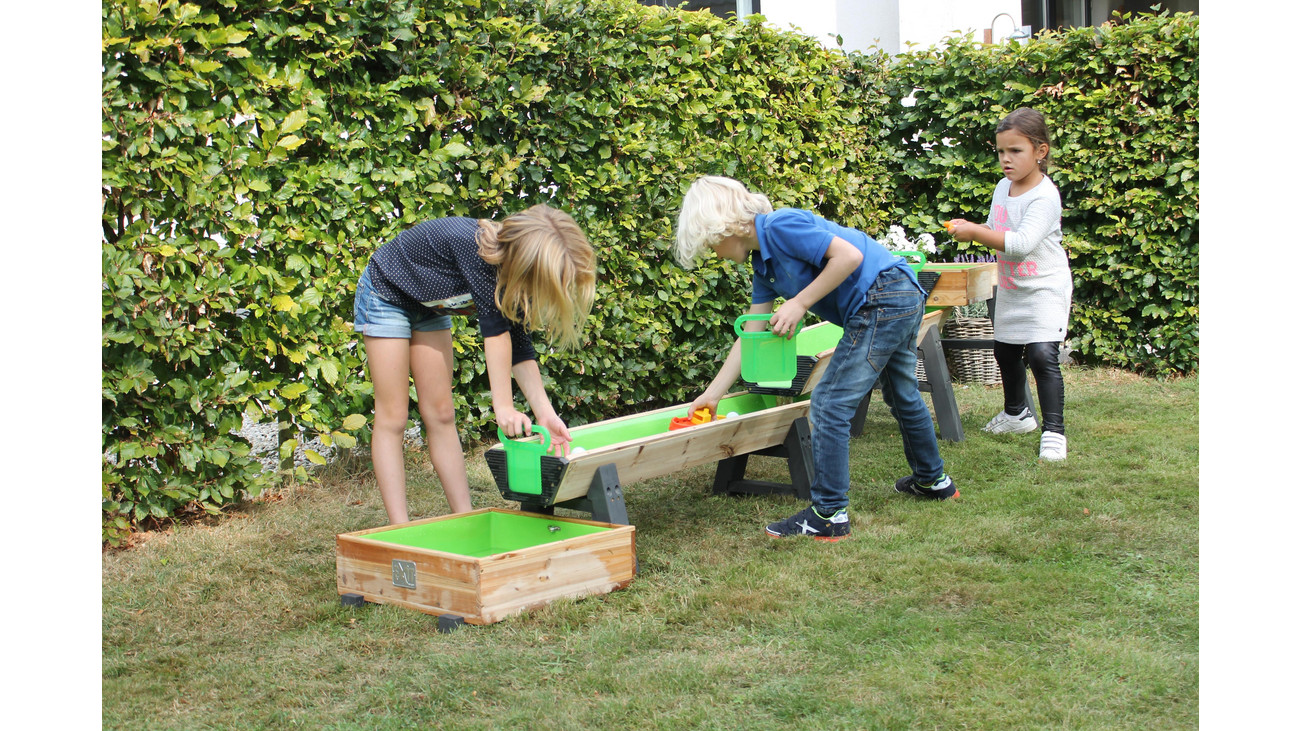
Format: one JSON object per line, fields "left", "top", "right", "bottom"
{"left": 353, "top": 205, "right": 596, "bottom": 524}
{"left": 947, "top": 107, "right": 1072, "bottom": 462}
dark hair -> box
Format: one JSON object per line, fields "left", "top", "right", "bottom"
{"left": 996, "top": 107, "right": 1052, "bottom": 173}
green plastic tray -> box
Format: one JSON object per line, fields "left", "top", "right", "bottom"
{"left": 362, "top": 510, "right": 611, "bottom": 558}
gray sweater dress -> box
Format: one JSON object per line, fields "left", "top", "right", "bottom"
{"left": 986, "top": 176, "right": 1072, "bottom": 344}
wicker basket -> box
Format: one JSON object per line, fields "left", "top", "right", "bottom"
{"left": 943, "top": 315, "right": 1001, "bottom": 385}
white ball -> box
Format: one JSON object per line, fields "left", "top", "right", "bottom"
{"left": 726, "top": 412, "right": 739, "bottom": 419}
{"left": 569, "top": 447, "right": 587, "bottom": 456}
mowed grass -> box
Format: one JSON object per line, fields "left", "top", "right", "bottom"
{"left": 102, "top": 367, "right": 1198, "bottom": 730}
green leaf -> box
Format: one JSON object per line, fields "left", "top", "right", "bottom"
{"left": 281, "top": 109, "right": 308, "bottom": 135}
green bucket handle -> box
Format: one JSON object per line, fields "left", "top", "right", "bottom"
{"left": 894, "top": 250, "right": 927, "bottom": 272}
{"left": 734, "top": 313, "right": 804, "bottom": 338}
{"left": 497, "top": 424, "right": 551, "bottom": 495}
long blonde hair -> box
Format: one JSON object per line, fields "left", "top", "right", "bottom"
{"left": 477, "top": 205, "right": 595, "bottom": 351}
{"left": 674, "top": 176, "right": 773, "bottom": 269}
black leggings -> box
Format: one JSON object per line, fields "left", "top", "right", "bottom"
{"left": 994, "top": 341, "right": 1065, "bottom": 435}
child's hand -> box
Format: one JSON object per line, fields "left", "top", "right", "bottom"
{"left": 537, "top": 413, "right": 572, "bottom": 456}
{"left": 495, "top": 408, "right": 533, "bottom": 439}
{"left": 945, "top": 219, "right": 977, "bottom": 242}
{"left": 688, "top": 394, "right": 719, "bottom": 422}
{"left": 770, "top": 302, "right": 806, "bottom": 339}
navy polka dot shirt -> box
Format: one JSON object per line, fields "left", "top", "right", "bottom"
{"left": 368, "top": 217, "right": 537, "bottom": 364}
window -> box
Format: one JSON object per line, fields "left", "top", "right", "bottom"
{"left": 636, "top": 1, "right": 761, "bottom": 19}
{"left": 1021, "top": 1, "right": 1197, "bottom": 32}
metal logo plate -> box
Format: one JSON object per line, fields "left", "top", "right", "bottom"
{"left": 391, "top": 559, "right": 417, "bottom": 589}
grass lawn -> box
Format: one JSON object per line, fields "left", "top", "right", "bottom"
{"left": 102, "top": 367, "right": 1198, "bottom": 730}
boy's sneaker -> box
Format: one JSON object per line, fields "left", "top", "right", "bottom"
{"left": 764, "top": 506, "right": 850, "bottom": 541}
{"left": 982, "top": 407, "right": 1038, "bottom": 434}
{"left": 894, "top": 474, "right": 959, "bottom": 500}
{"left": 1039, "top": 432, "right": 1067, "bottom": 462}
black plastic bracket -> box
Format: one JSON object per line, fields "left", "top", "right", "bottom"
{"left": 340, "top": 592, "right": 367, "bottom": 608}
{"left": 854, "top": 326, "right": 965, "bottom": 442}
{"left": 711, "top": 416, "right": 813, "bottom": 500}
{"left": 437, "top": 615, "right": 466, "bottom": 633}
{"left": 556, "top": 463, "right": 629, "bottom": 525}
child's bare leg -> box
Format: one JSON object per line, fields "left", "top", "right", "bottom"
{"left": 365, "top": 335, "right": 414, "bottom": 524}
{"left": 411, "top": 329, "right": 472, "bottom": 513}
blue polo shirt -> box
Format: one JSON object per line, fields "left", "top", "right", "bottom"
{"left": 751, "top": 208, "right": 916, "bottom": 327}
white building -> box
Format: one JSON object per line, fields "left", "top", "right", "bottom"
{"left": 636, "top": 1, "right": 1199, "bottom": 55}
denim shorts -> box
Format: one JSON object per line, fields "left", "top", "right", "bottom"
{"left": 353, "top": 265, "right": 452, "bottom": 338}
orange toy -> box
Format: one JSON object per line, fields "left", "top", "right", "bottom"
{"left": 668, "top": 407, "right": 725, "bottom": 431}
{"left": 942, "top": 219, "right": 957, "bottom": 234}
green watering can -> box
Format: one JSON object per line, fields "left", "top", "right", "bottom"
{"left": 497, "top": 424, "right": 551, "bottom": 496}
{"left": 735, "top": 313, "right": 803, "bottom": 389}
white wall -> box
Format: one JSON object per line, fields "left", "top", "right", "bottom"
{"left": 759, "top": 0, "right": 1024, "bottom": 55}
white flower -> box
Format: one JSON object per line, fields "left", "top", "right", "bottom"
{"left": 876, "top": 225, "right": 937, "bottom": 254}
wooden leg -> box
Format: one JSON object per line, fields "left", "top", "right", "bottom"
{"left": 918, "top": 326, "right": 965, "bottom": 442}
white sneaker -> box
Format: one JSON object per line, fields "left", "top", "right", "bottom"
{"left": 982, "top": 407, "right": 1038, "bottom": 434}
{"left": 1039, "top": 432, "right": 1067, "bottom": 462}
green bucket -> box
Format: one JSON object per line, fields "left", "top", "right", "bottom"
{"left": 735, "top": 313, "right": 802, "bottom": 389}
{"left": 497, "top": 425, "right": 550, "bottom": 496}
{"left": 894, "top": 249, "right": 928, "bottom": 272}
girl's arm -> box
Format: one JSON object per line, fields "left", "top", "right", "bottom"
{"left": 998, "top": 197, "right": 1061, "bottom": 259}
{"left": 768, "top": 235, "right": 862, "bottom": 337}
{"left": 950, "top": 196, "right": 1060, "bottom": 257}
{"left": 484, "top": 332, "right": 532, "bottom": 437}
{"left": 511, "top": 357, "right": 571, "bottom": 454}
{"left": 949, "top": 219, "right": 1007, "bottom": 251}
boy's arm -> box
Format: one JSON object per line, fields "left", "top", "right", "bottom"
{"left": 769, "top": 235, "right": 863, "bottom": 337}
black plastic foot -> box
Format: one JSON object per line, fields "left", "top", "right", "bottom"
{"left": 437, "top": 614, "right": 466, "bottom": 633}
{"left": 340, "top": 592, "right": 367, "bottom": 608}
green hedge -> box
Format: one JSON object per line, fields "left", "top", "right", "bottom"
{"left": 101, "top": 0, "right": 895, "bottom": 543}
{"left": 881, "top": 10, "right": 1199, "bottom": 375}
{"left": 102, "top": 1, "right": 1197, "bottom": 543}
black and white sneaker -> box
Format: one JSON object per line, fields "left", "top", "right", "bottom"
{"left": 982, "top": 407, "right": 1038, "bottom": 434}
{"left": 764, "top": 506, "right": 850, "bottom": 541}
{"left": 894, "top": 474, "right": 959, "bottom": 500}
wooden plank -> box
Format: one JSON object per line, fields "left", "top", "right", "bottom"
{"left": 477, "top": 529, "right": 636, "bottom": 624}
{"left": 335, "top": 536, "right": 482, "bottom": 617}
{"left": 551, "top": 399, "right": 811, "bottom": 503}
{"left": 923, "top": 263, "right": 996, "bottom": 307}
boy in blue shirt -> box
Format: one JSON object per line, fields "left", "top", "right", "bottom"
{"left": 676, "top": 176, "right": 956, "bottom": 541}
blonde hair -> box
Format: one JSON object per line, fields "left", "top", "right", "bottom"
{"left": 674, "top": 176, "right": 773, "bottom": 269}
{"left": 477, "top": 205, "right": 596, "bottom": 351}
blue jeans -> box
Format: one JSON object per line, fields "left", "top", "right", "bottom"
{"left": 809, "top": 266, "right": 945, "bottom": 512}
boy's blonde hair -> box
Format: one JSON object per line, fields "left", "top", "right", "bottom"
{"left": 477, "top": 205, "right": 595, "bottom": 351}
{"left": 674, "top": 176, "right": 773, "bottom": 269}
